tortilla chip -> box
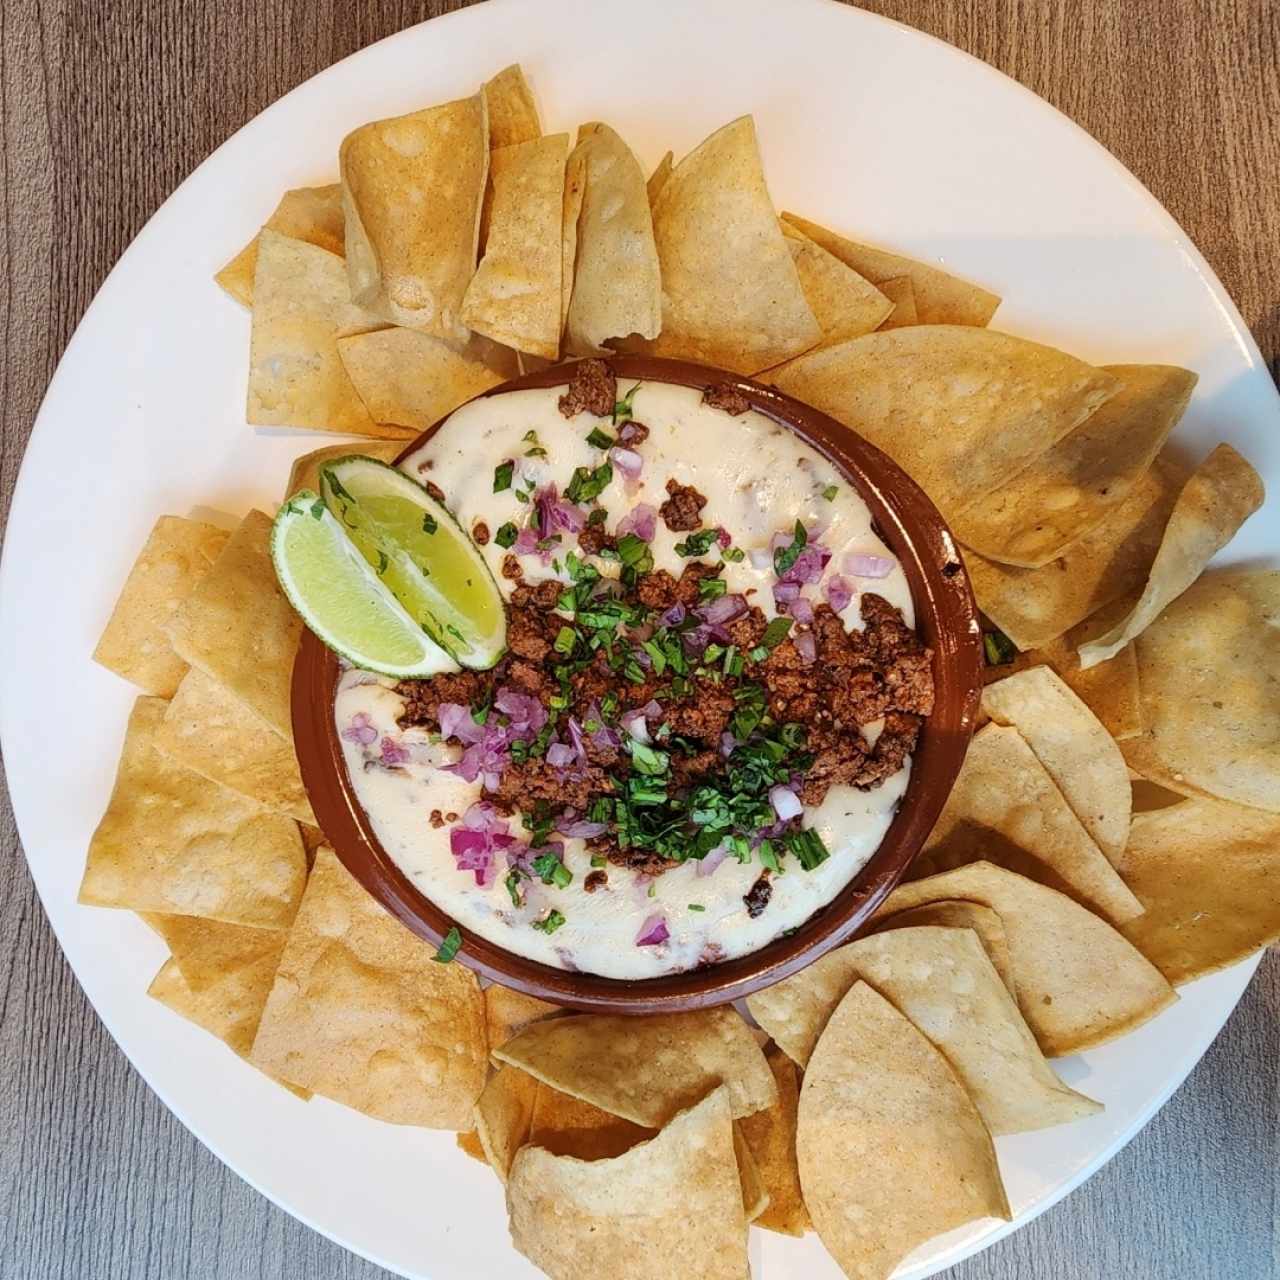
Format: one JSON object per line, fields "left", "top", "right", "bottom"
{"left": 966, "top": 452, "right": 1188, "bottom": 651}
{"left": 457, "top": 1128, "right": 487, "bottom": 1163}
{"left": 144, "top": 912, "right": 288, "bottom": 993}
{"left": 337, "top": 327, "right": 513, "bottom": 432}
{"left": 167, "top": 509, "right": 302, "bottom": 741}
{"left": 872, "top": 862, "right": 1176, "bottom": 1056}
{"left": 781, "top": 211, "right": 1001, "bottom": 325}
{"left": 475, "top": 1064, "right": 539, "bottom": 1181}
{"left": 216, "top": 184, "right": 345, "bottom": 308}
{"left": 769, "top": 327, "right": 1118, "bottom": 522}
{"left": 462, "top": 134, "right": 569, "bottom": 358}
{"left": 1122, "top": 571, "right": 1280, "bottom": 813}
{"left": 507, "top": 1086, "right": 748, "bottom": 1280}
{"left": 954, "top": 364, "right": 1198, "bottom": 568}
{"left": 751, "top": 926, "right": 1099, "bottom": 1135}
{"left": 780, "top": 220, "right": 892, "bottom": 348}
{"left": 559, "top": 142, "right": 586, "bottom": 331}
{"left": 872, "top": 899, "right": 1017, "bottom": 999}
{"left": 79, "top": 698, "right": 305, "bottom": 927}
{"left": 1078, "top": 444, "right": 1264, "bottom": 668}
{"left": 736, "top": 1045, "right": 810, "bottom": 1236}
{"left": 646, "top": 150, "right": 673, "bottom": 207}
{"left": 493, "top": 1007, "right": 776, "bottom": 1127}
{"left": 563, "top": 123, "right": 662, "bottom": 354}
{"left": 250, "top": 849, "right": 486, "bottom": 1126}
{"left": 485, "top": 985, "right": 562, "bottom": 1051}
{"left": 285, "top": 440, "right": 404, "bottom": 501}
{"left": 982, "top": 666, "right": 1130, "bottom": 861}
{"left": 483, "top": 64, "right": 540, "bottom": 148}
{"left": 154, "top": 668, "right": 312, "bottom": 823}
{"left": 1115, "top": 798, "right": 1280, "bottom": 984}
{"left": 340, "top": 91, "right": 489, "bottom": 338}
{"left": 731, "top": 1123, "right": 770, "bottom": 1222}
{"left": 529, "top": 1082, "right": 656, "bottom": 1162}
{"left": 93, "top": 516, "right": 229, "bottom": 697}
{"left": 297, "top": 821, "right": 327, "bottom": 861}
{"left": 875, "top": 274, "right": 918, "bottom": 329}
{"left": 797, "top": 982, "right": 1010, "bottom": 1280}
{"left": 916, "top": 723, "right": 1142, "bottom": 923}
{"left": 649, "top": 117, "right": 819, "bottom": 374}
{"left": 147, "top": 956, "right": 275, "bottom": 1062}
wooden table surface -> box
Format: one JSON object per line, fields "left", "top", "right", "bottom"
{"left": 1, "top": 2, "right": 1276, "bottom": 1277}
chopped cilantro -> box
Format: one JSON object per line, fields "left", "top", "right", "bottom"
{"left": 495, "top": 521, "right": 518, "bottom": 548}
{"left": 565, "top": 461, "right": 613, "bottom": 503}
{"left": 773, "top": 520, "right": 807, "bottom": 577}
{"left": 522, "top": 429, "right": 547, "bottom": 458}
{"left": 504, "top": 869, "right": 525, "bottom": 908}
{"left": 761, "top": 616, "right": 794, "bottom": 649}
{"left": 590, "top": 854, "right": 606, "bottom": 869}
{"left": 697, "top": 576, "right": 728, "bottom": 603}
{"left": 983, "top": 628, "right": 1018, "bottom": 666}
{"left": 613, "top": 382, "right": 642, "bottom": 424}
{"left": 553, "top": 625, "right": 578, "bottom": 656}
{"left": 822, "top": 484, "right": 839, "bottom": 501}
{"left": 532, "top": 851, "right": 573, "bottom": 889}
{"left": 786, "top": 827, "right": 830, "bottom": 871}
{"left": 758, "top": 841, "right": 782, "bottom": 874}
{"left": 422, "top": 512, "right": 438, "bottom": 534}
{"left": 493, "top": 460, "right": 515, "bottom": 493}
{"left": 586, "top": 426, "right": 615, "bottom": 450}
{"left": 674, "top": 528, "right": 718, "bottom": 557}
{"left": 616, "top": 532, "right": 654, "bottom": 586}
{"left": 688, "top": 903, "right": 705, "bottom": 912}
{"left": 720, "top": 545, "right": 745, "bottom": 562}
{"left": 532, "top": 909, "right": 566, "bottom": 935}
{"left": 432, "top": 926, "right": 462, "bottom": 963}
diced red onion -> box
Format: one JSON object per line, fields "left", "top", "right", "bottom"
{"left": 769, "top": 784, "right": 803, "bottom": 821}
{"left": 641, "top": 699, "right": 662, "bottom": 719}
{"left": 697, "top": 846, "right": 728, "bottom": 878}
{"left": 537, "top": 485, "right": 586, "bottom": 537}
{"left": 772, "top": 581, "right": 801, "bottom": 607}
{"left": 494, "top": 686, "right": 548, "bottom": 738}
{"left": 719, "top": 732, "right": 737, "bottom": 758}
{"left": 513, "top": 527, "right": 540, "bottom": 556}
{"left": 437, "top": 703, "right": 483, "bottom": 744}
{"left": 609, "top": 446, "right": 643, "bottom": 480}
{"left": 621, "top": 709, "right": 651, "bottom": 744}
{"left": 789, "top": 596, "right": 815, "bottom": 625}
{"left": 592, "top": 722, "right": 622, "bottom": 750}
{"left": 450, "top": 803, "right": 518, "bottom": 886}
{"left": 379, "top": 736, "right": 410, "bottom": 766}
{"left": 660, "top": 603, "right": 686, "bottom": 626}
{"left": 716, "top": 526, "right": 731, "bottom": 548}
{"left": 546, "top": 741, "right": 576, "bottom": 768}
{"left": 567, "top": 716, "right": 588, "bottom": 765}
{"left": 696, "top": 593, "right": 747, "bottom": 626}
{"left": 844, "top": 552, "right": 896, "bottom": 579}
{"left": 783, "top": 544, "right": 831, "bottom": 585}
{"left": 618, "top": 421, "right": 645, "bottom": 445}
{"left": 341, "top": 712, "right": 378, "bottom": 747}
{"left": 616, "top": 502, "right": 657, "bottom": 542}
{"left": 558, "top": 818, "right": 609, "bottom": 839}
{"left": 635, "top": 912, "right": 669, "bottom": 947}
{"left": 795, "top": 631, "right": 817, "bottom": 664}
{"left": 825, "top": 575, "right": 855, "bottom": 613}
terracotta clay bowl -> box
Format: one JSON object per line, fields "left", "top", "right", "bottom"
{"left": 292, "top": 355, "right": 983, "bottom": 1014}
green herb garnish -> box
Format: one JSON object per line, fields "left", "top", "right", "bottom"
{"left": 532, "top": 909, "right": 566, "bottom": 935}
{"left": 432, "top": 926, "right": 462, "bottom": 963}
{"left": 983, "top": 628, "right": 1018, "bottom": 666}
{"left": 761, "top": 616, "right": 794, "bottom": 649}
{"left": 522, "top": 429, "right": 547, "bottom": 458}
{"left": 504, "top": 870, "right": 525, "bottom": 908}
{"left": 493, "top": 460, "right": 515, "bottom": 493}
{"left": 785, "top": 827, "right": 830, "bottom": 871}
{"left": 688, "top": 903, "right": 705, "bottom": 912}
{"left": 586, "top": 426, "right": 615, "bottom": 450}
{"left": 531, "top": 852, "right": 573, "bottom": 889}
{"left": 422, "top": 513, "right": 438, "bottom": 534}
{"left": 697, "top": 576, "right": 728, "bottom": 603}
{"left": 821, "top": 484, "right": 839, "bottom": 501}
{"left": 565, "top": 461, "right": 613, "bottom": 504}
{"left": 674, "top": 528, "right": 718, "bottom": 558}
{"left": 494, "top": 521, "right": 518, "bottom": 549}
{"left": 613, "top": 382, "right": 642, "bottom": 424}
{"left": 721, "top": 545, "right": 745, "bottom": 562}
{"left": 773, "top": 520, "right": 807, "bottom": 577}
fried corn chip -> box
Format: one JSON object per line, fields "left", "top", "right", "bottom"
{"left": 144, "top": 912, "right": 289, "bottom": 994}
{"left": 736, "top": 1044, "right": 810, "bottom": 1236}
{"left": 529, "top": 1082, "right": 656, "bottom": 1163}
{"left": 732, "top": 1123, "right": 770, "bottom": 1222}
{"left": 875, "top": 274, "right": 918, "bottom": 329}
{"left": 483, "top": 64, "right": 540, "bottom": 148}
{"left": 872, "top": 899, "right": 1016, "bottom": 999}
{"left": 781, "top": 220, "right": 891, "bottom": 348}
{"left": 485, "top": 985, "right": 562, "bottom": 1051}
{"left": 559, "top": 141, "right": 587, "bottom": 330}
{"left": 646, "top": 150, "right": 673, "bottom": 207}
{"left": 475, "top": 1064, "right": 539, "bottom": 1181}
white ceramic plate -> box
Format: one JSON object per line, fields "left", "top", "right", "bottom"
{"left": 3, "top": 1, "right": 1276, "bottom": 1276}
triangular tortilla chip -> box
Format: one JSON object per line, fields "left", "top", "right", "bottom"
{"left": 1078, "top": 443, "right": 1264, "bottom": 668}
{"left": 507, "top": 1087, "right": 747, "bottom": 1280}
{"left": 168, "top": 509, "right": 302, "bottom": 740}
{"left": 872, "top": 862, "right": 1176, "bottom": 1056}
{"left": 650, "top": 117, "right": 819, "bottom": 374}
{"left": 79, "top": 698, "right": 305, "bottom": 927}
{"left": 250, "top": 849, "right": 486, "bottom": 1127}
{"left": 530, "top": 1082, "right": 656, "bottom": 1162}
{"left": 953, "top": 364, "right": 1197, "bottom": 568}
{"left": 475, "top": 1064, "right": 539, "bottom": 1181}
{"left": 872, "top": 899, "right": 1017, "bottom": 999}
{"left": 781, "top": 221, "right": 892, "bottom": 348}
{"left": 646, "top": 150, "right": 673, "bottom": 207}
{"left": 874, "top": 273, "right": 917, "bottom": 329}
{"left": 559, "top": 142, "right": 586, "bottom": 331}
{"left": 485, "top": 985, "right": 562, "bottom": 1051}
{"left": 982, "top": 666, "right": 1131, "bottom": 860}
{"left": 916, "top": 723, "right": 1142, "bottom": 923}
{"left": 564, "top": 123, "right": 661, "bottom": 354}
{"left": 483, "top": 64, "right": 540, "bottom": 148}
{"left": 93, "top": 515, "right": 229, "bottom": 698}
{"left": 284, "top": 440, "right": 404, "bottom": 502}
{"left": 781, "top": 211, "right": 1000, "bottom": 325}
{"left": 1122, "top": 571, "right": 1280, "bottom": 813}
{"left": 797, "top": 982, "right": 1010, "bottom": 1280}
{"left": 246, "top": 230, "right": 397, "bottom": 437}
{"left": 732, "top": 1122, "right": 770, "bottom": 1222}
{"left": 493, "top": 1007, "right": 776, "bottom": 1127}
{"left": 340, "top": 91, "right": 489, "bottom": 338}
{"left": 736, "top": 1045, "right": 810, "bottom": 1236}
{"left": 1116, "top": 798, "right": 1280, "bottom": 984}
{"left": 462, "top": 134, "right": 569, "bottom": 358}
{"left": 144, "top": 912, "right": 289, "bottom": 993}
{"left": 456, "top": 1128, "right": 487, "bottom": 1163}
{"left": 749, "top": 926, "right": 1099, "bottom": 1135}
{"left": 769, "top": 326, "right": 1118, "bottom": 522}
{"left": 216, "top": 184, "right": 345, "bottom": 308}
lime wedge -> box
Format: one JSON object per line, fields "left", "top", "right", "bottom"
{"left": 271, "top": 491, "right": 459, "bottom": 678}
{"left": 319, "top": 455, "right": 507, "bottom": 670}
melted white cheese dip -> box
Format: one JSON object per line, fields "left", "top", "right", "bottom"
{"left": 335, "top": 381, "right": 915, "bottom": 979}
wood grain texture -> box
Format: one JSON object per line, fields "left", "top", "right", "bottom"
{"left": 1, "top": 1, "right": 1276, "bottom": 1277}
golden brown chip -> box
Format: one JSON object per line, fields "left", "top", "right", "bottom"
{"left": 780, "top": 220, "right": 892, "bottom": 348}
{"left": 982, "top": 665, "right": 1130, "bottom": 861}
{"left": 246, "top": 230, "right": 397, "bottom": 437}
{"left": 167, "top": 509, "right": 302, "bottom": 741}
{"left": 297, "top": 821, "right": 327, "bottom": 862}
{"left": 736, "top": 1044, "right": 810, "bottom": 1236}
{"left": 507, "top": 1086, "right": 748, "bottom": 1280}
{"left": 1115, "top": 798, "right": 1280, "bottom": 984}
{"left": 1122, "top": 571, "right": 1280, "bottom": 812}
{"left": 872, "top": 900, "right": 1017, "bottom": 999}
{"left": 154, "top": 668, "right": 313, "bottom": 823}
{"left": 485, "top": 985, "right": 562, "bottom": 1051}
{"left": 462, "top": 134, "right": 569, "bottom": 358}
{"left": 750, "top": 926, "right": 1099, "bottom": 1135}
{"left": 1077, "top": 444, "right": 1264, "bottom": 668}
{"left": 559, "top": 142, "right": 587, "bottom": 331}
{"left": 340, "top": 91, "right": 489, "bottom": 338}
{"left": 93, "top": 516, "right": 229, "bottom": 698}
{"left": 916, "top": 723, "right": 1142, "bottom": 923}
{"left": 475, "top": 1064, "right": 539, "bottom": 1181}
{"left": 769, "top": 327, "right": 1118, "bottom": 522}
{"left": 529, "top": 1082, "right": 656, "bottom": 1162}
{"left": 79, "top": 698, "right": 305, "bottom": 927}
{"left": 457, "top": 1128, "right": 487, "bottom": 1163}
{"left": 953, "top": 364, "right": 1197, "bottom": 568}
{"left": 649, "top": 117, "right": 819, "bottom": 374}
{"left": 250, "top": 849, "right": 486, "bottom": 1126}
{"left": 563, "top": 123, "right": 662, "bottom": 354}
{"left": 781, "top": 212, "right": 1000, "bottom": 325}
{"left": 732, "top": 1122, "right": 770, "bottom": 1222}
{"left": 646, "top": 150, "right": 673, "bottom": 207}
{"left": 483, "top": 64, "right": 540, "bottom": 148}
{"left": 216, "top": 184, "right": 345, "bottom": 308}
{"left": 875, "top": 274, "right": 918, "bottom": 328}
{"left": 797, "top": 982, "right": 1010, "bottom": 1280}
{"left": 493, "top": 1007, "right": 776, "bottom": 1127}
{"left": 337, "top": 327, "right": 513, "bottom": 432}
{"left": 284, "top": 440, "right": 405, "bottom": 502}
{"left": 966, "top": 452, "right": 1188, "bottom": 651}
{"left": 144, "top": 912, "right": 289, "bottom": 993}
{"left": 873, "top": 862, "right": 1176, "bottom": 1056}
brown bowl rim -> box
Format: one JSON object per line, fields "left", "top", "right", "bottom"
{"left": 292, "top": 354, "right": 982, "bottom": 1014}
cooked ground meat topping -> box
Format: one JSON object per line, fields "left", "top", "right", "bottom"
{"left": 558, "top": 359, "right": 616, "bottom": 418}
{"left": 744, "top": 873, "right": 773, "bottom": 918}
{"left": 472, "top": 521, "right": 490, "bottom": 545}
{"left": 660, "top": 478, "right": 708, "bottom": 531}
{"left": 702, "top": 382, "right": 752, "bottom": 415}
